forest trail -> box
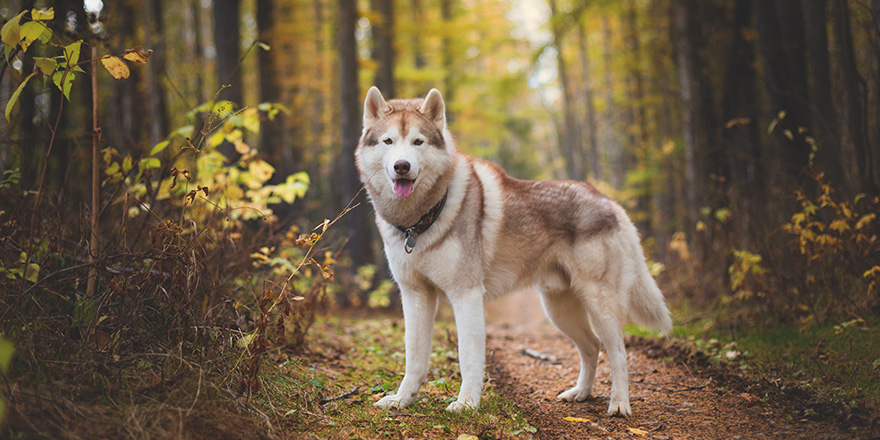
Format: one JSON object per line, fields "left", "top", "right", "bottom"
{"left": 483, "top": 291, "right": 851, "bottom": 439}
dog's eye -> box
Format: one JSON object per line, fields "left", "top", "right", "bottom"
{"left": 413, "top": 139, "right": 424, "bottom": 146}
{"left": 383, "top": 138, "right": 393, "bottom": 145}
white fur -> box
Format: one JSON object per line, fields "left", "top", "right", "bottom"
{"left": 359, "top": 87, "right": 672, "bottom": 417}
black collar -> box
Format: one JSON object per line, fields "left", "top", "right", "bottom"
{"left": 396, "top": 190, "right": 448, "bottom": 253}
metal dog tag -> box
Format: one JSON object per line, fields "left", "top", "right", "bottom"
{"left": 404, "top": 230, "right": 416, "bottom": 253}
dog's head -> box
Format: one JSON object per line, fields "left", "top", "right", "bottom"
{"left": 356, "top": 87, "right": 455, "bottom": 206}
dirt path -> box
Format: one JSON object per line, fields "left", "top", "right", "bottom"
{"left": 484, "top": 290, "right": 854, "bottom": 439}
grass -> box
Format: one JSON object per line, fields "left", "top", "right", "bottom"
{"left": 254, "top": 316, "right": 537, "bottom": 439}
{"left": 670, "top": 301, "right": 880, "bottom": 420}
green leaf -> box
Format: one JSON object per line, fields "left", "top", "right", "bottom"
{"left": 52, "top": 70, "right": 74, "bottom": 100}
{"left": 122, "top": 155, "right": 133, "bottom": 174}
{"left": 139, "top": 157, "right": 161, "bottom": 171}
{"left": 30, "top": 8, "right": 55, "bottom": 21}
{"left": 33, "top": 56, "right": 57, "bottom": 75}
{"left": 1, "top": 11, "right": 25, "bottom": 52}
{"left": 242, "top": 108, "right": 260, "bottom": 134}
{"left": 64, "top": 40, "right": 83, "bottom": 67}
{"left": 171, "top": 125, "right": 195, "bottom": 139}
{"left": 149, "top": 140, "right": 170, "bottom": 156}
{"left": 18, "top": 20, "right": 46, "bottom": 52}
{"left": 5, "top": 72, "right": 35, "bottom": 122}
{"left": 308, "top": 379, "right": 325, "bottom": 389}
{"left": 0, "top": 339, "right": 13, "bottom": 373}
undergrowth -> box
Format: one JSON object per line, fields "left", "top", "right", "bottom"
{"left": 256, "top": 317, "right": 537, "bottom": 439}
{"left": 0, "top": 92, "right": 337, "bottom": 438}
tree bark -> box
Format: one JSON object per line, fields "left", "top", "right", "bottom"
{"left": 339, "top": 0, "right": 375, "bottom": 305}
{"left": 107, "top": 0, "right": 145, "bottom": 152}
{"left": 623, "top": 2, "right": 651, "bottom": 239}
{"left": 672, "top": 0, "right": 702, "bottom": 246}
{"left": 548, "top": 0, "right": 584, "bottom": 182}
{"left": 371, "top": 0, "right": 395, "bottom": 98}
{"left": 721, "top": 0, "right": 763, "bottom": 247}
{"left": 441, "top": 0, "right": 455, "bottom": 117}
{"left": 804, "top": 0, "right": 845, "bottom": 191}
{"left": 411, "top": 0, "right": 427, "bottom": 70}
{"left": 577, "top": 18, "right": 600, "bottom": 181}
{"left": 214, "top": 0, "right": 243, "bottom": 105}
{"left": 832, "top": 0, "right": 877, "bottom": 194}
{"left": 145, "top": 0, "right": 169, "bottom": 146}
{"left": 755, "top": 0, "right": 812, "bottom": 193}
{"left": 602, "top": 17, "right": 623, "bottom": 189}
{"left": 257, "top": 0, "right": 294, "bottom": 182}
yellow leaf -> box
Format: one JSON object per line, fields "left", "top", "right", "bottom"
{"left": 457, "top": 435, "right": 479, "bottom": 440}
{"left": 100, "top": 55, "right": 130, "bottom": 79}
{"left": 563, "top": 417, "right": 591, "bottom": 423}
{"left": 122, "top": 45, "right": 152, "bottom": 63}
{"left": 856, "top": 213, "right": 876, "bottom": 230}
{"left": 234, "top": 140, "right": 251, "bottom": 154}
{"left": 627, "top": 427, "right": 648, "bottom": 436}
{"left": 30, "top": 8, "right": 55, "bottom": 21}
{"left": 829, "top": 219, "right": 850, "bottom": 233}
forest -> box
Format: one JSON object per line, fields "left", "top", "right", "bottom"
{"left": 1, "top": 0, "right": 879, "bottom": 438}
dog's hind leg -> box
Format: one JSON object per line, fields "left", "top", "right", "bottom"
{"left": 589, "top": 307, "right": 631, "bottom": 416}
{"left": 375, "top": 287, "right": 438, "bottom": 409}
{"left": 539, "top": 289, "right": 600, "bottom": 403}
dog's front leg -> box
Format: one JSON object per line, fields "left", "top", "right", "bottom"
{"left": 446, "top": 289, "right": 485, "bottom": 412}
{"left": 375, "top": 288, "right": 437, "bottom": 409}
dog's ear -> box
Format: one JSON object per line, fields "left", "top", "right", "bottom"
{"left": 419, "top": 89, "right": 446, "bottom": 130}
{"left": 364, "top": 86, "right": 388, "bottom": 128}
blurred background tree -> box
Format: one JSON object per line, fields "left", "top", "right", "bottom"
{"left": 1, "top": 0, "right": 878, "bottom": 320}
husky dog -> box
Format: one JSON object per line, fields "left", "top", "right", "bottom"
{"left": 355, "top": 87, "right": 672, "bottom": 416}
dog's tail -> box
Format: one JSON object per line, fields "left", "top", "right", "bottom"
{"left": 628, "top": 263, "right": 673, "bottom": 336}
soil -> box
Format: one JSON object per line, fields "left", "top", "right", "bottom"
{"left": 482, "top": 290, "right": 876, "bottom": 439}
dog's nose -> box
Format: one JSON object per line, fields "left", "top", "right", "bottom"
{"left": 394, "top": 160, "right": 410, "bottom": 175}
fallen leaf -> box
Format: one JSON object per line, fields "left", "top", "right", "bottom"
{"left": 90, "top": 329, "right": 112, "bottom": 351}
{"left": 740, "top": 392, "right": 760, "bottom": 403}
{"left": 457, "top": 435, "right": 479, "bottom": 440}
{"left": 563, "top": 417, "right": 592, "bottom": 423}
{"left": 627, "top": 427, "right": 648, "bottom": 436}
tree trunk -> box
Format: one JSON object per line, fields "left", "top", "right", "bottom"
{"left": 258, "top": 1, "right": 292, "bottom": 177}
{"left": 832, "top": 0, "right": 877, "bottom": 194}
{"left": 548, "top": 0, "right": 583, "bottom": 182}
{"left": 145, "top": 0, "right": 169, "bottom": 146}
{"left": 873, "top": 0, "right": 880, "bottom": 191}
{"left": 602, "top": 17, "right": 623, "bottom": 189}
{"left": 214, "top": 0, "right": 243, "bottom": 105}
{"left": 441, "top": 0, "right": 455, "bottom": 117}
{"left": 623, "top": 2, "right": 651, "bottom": 239}
{"left": 339, "top": 0, "right": 375, "bottom": 306}
{"left": 721, "top": 0, "right": 763, "bottom": 248}
{"left": 755, "top": 0, "right": 812, "bottom": 194}
{"left": 672, "top": 0, "right": 701, "bottom": 248}
{"left": 371, "top": 0, "right": 395, "bottom": 98}
{"left": 190, "top": 0, "right": 205, "bottom": 103}
{"left": 107, "top": 0, "right": 145, "bottom": 152}
{"left": 411, "top": 0, "right": 426, "bottom": 70}
{"left": 577, "top": 18, "right": 600, "bottom": 181}
{"left": 804, "top": 0, "right": 845, "bottom": 192}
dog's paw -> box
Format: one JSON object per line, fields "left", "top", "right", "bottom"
{"left": 445, "top": 399, "right": 479, "bottom": 412}
{"left": 556, "top": 386, "right": 592, "bottom": 402}
{"left": 606, "top": 400, "right": 632, "bottom": 417}
{"left": 374, "top": 394, "right": 415, "bottom": 410}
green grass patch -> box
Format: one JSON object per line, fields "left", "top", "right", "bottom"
{"left": 671, "top": 301, "right": 880, "bottom": 414}
{"left": 254, "top": 317, "right": 537, "bottom": 439}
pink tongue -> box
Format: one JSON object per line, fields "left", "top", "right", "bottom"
{"left": 394, "top": 179, "right": 414, "bottom": 198}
